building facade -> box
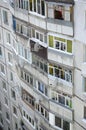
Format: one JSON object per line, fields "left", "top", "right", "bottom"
{"left": 0, "top": 0, "right": 86, "bottom": 130}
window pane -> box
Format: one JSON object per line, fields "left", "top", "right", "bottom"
{"left": 55, "top": 116, "right": 61, "bottom": 128}
{"left": 63, "top": 120, "right": 70, "bottom": 130}
{"left": 84, "top": 107, "right": 86, "bottom": 119}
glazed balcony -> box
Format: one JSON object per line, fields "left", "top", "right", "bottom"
{"left": 48, "top": 47, "right": 74, "bottom": 67}
{"left": 48, "top": 75, "right": 73, "bottom": 96}
{"left": 49, "top": 101, "right": 74, "bottom": 122}
{"left": 29, "top": 13, "right": 46, "bottom": 30}
{"left": 45, "top": 1, "right": 74, "bottom": 36}
{"left": 47, "top": 19, "right": 73, "bottom": 36}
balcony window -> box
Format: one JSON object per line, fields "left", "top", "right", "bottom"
{"left": 23, "top": 110, "right": 35, "bottom": 127}
{"left": 29, "top": 0, "right": 45, "bottom": 16}
{"left": 32, "top": 55, "right": 48, "bottom": 73}
{"left": 49, "top": 35, "right": 72, "bottom": 53}
{"left": 55, "top": 116, "right": 70, "bottom": 130}
{"left": 16, "top": 22, "right": 29, "bottom": 37}
{"left": 20, "top": 70, "right": 33, "bottom": 86}
{"left": 51, "top": 91, "right": 72, "bottom": 108}
{"left": 36, "top": 104, "right": 49, "bottom": 120}
{"left": 48, "top": 5, "right": 72, "bottom": 22}
{"left": 54, "top": 10, "right": 63, "bottom": 20}
{"left": 63, "top": 120, "right": 70, "bottom": 130}
{"left": 17, "top": 0, "right": 28, "bottom": 10}
{"left": 55, "top": 40, "right": 66, "bottom": 51}
{"left": 58, "top": 95, "right": 65, "bottom": 105}
{"left": 55, "top": 116, "right": 61, "bottom": 128}
{"left": 36, "top": 80, "right": 48, "bottom": 96}
{"left": 48, "top": 64, "right": 72, "bottom": 83}
{"left": 18, "top": 43, "right": 31, "bottom": 61}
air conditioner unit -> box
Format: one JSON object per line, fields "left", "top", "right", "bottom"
{"left": 32, "top": 42, "right": 42, "bottom": 52}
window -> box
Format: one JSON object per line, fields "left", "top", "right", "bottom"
{"left": 58, "top": 95, "right": 65, "bottom": 105}
{"left": 84, "top": 106, "right": 86, "bottom": 119}
{"left": 32, "top": 55, "right": 48, "bottom": 73}
{"left": 48, "top": 5, "right": 71, "bottom": 21}
{"left": 11, "top": 90, "right": 16, "bottom": 100}
{"left": 30, "top": 0, "right": 45, "bottom": 16}
{"left": 10, "top": 72, "right": 13, "bottom": 81}
{"left": 0, "top": 101, "right": 2, "bottom": 111}
{"left": 13, "top": 106, "right": 17, "bottom": 115}
{"left": 2, "top": 81, "right": 7, "bottom": 91}
{"left": 17, "top": 0, "right": 28, "bottom": 10}
{"left": 49, "top": 35, "right": 72, "bottom": 53}
{"left": 48, "top": 64, "right": 72, "bottom": 83}
{"left": 55, "top": 40, "right": 66, "bottom": 51}
{"left": 83, "top": 77, "right": 86, "bottom": 92}
{"left": 15, "top": 123, "right": 18, "bottom": 130}
{"left": 6, "top": 33, "right": 10, "bottom": 44}
{"left": 22, "top": 89, "right": 35, "bottom": 108}
{"left": 5, "top": 97, "right": 8, "bottom": 106}
{"left": 0, "top": 47, "right": 2, "bottom": 56}
{"left": 55, "top": 116, "right": 61, "bottom": 128}
{"left": 16, "top": 22, "right": 29, "bottom": 37}
{"left": 36, "top": 80, "right": 48, "bottom": 96}
{"left": 1, "top": 64, "right": 5, "bottom": 74}
{"left": 3, "top": 10, "right": 8, "bottom": 24}
{"left": 51, "top": 91, "right": 72, "bottom": 108}
{"left": 20, "top": 70, "right": 33, "bottom": 86}
{"left": 63, "top": 120, "right": 70, "bottom": 130}
{"left": 35, "top": 104, "right": 49, "bottom": 120}
{"left": 6, "top": 112, "right": 10, "bottom": 120}
{"left": 0, "top": 115, "right": 3, "bottom": 125}
{"left": 8, "top": 52, "right": 12, "bottom": 63}
{"left": 23, "top": 110, "right": 35, "bottom": 127}
{"left": 55, "top": 116, "right": 70, "bottom": 130}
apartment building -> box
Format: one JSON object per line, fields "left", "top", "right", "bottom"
{"left": 0, "top": 0, "right": 86, "bottom": 130}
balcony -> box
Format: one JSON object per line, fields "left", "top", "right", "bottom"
{"left": 49, "top": 101, "right": 73, "bottom": 122}
{"left": 48, "top": 75, "right": 73, "bottom": 95}
{"left": 30, "top": 39, "right": 47, "bottom": 60}
{"left": 14, "top": 10, "right": 28, "bottom": 22}
{"left": 29, "top": 13, "right": 46, "bottom": 29}
{"left": 48, "top": 47, "right": 74, "bottom": 67}
{"left": 47, "top": 18, "right": 73, "bottom": 36}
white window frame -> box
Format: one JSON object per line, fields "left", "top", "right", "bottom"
{"left": 54, "top": 40, "right": 66, "bottom": 52}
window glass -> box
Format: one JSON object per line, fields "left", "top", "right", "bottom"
{"left": 84, "top": 107, "right": 86, "bottom": 119}
{"left": 55, "top": 116, "right": 61, "bottom": 128}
